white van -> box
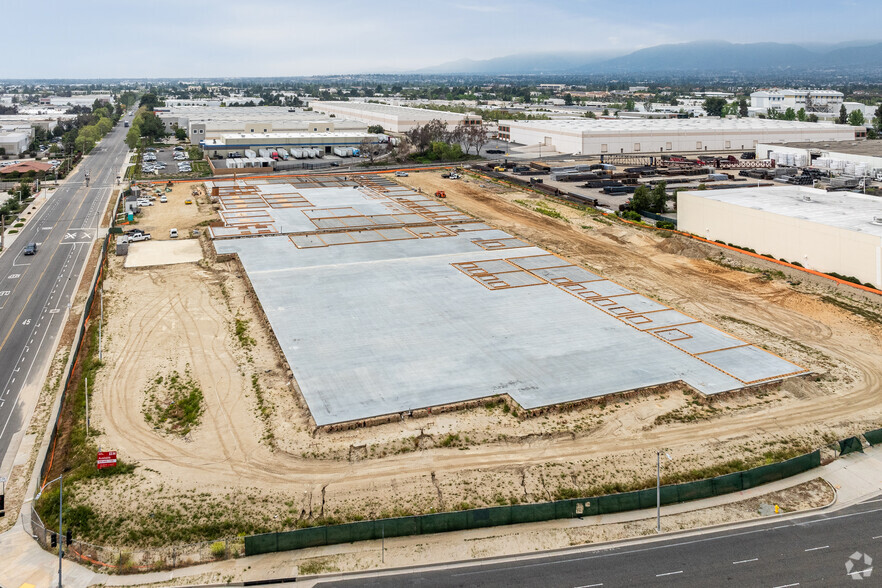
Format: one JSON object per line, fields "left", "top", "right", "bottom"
{"left": 169, "top": 228, "right": 178, "bottom": 238}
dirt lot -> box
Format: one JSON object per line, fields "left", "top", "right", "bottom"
{"left": 127, "top": 181, "right": 213, "bottom": 240}
{"left": 70, "top": 171, "right": 882, "bottom": 550}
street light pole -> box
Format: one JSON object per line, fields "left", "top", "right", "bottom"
{"left": 657, "top": 451, "right": 672, "bottom": 533}
{"left": 58, "top": 474, "right": 63, "bottom": 588}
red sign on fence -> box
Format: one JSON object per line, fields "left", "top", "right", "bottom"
{"left": 97, "top": 451, "right": 117, "bottom": 469}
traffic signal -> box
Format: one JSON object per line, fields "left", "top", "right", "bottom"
{"left": 66, "top": 529, "right": 73, "bottom": 546}
{"left": 50, "top": 532, "right": 57, "bottom": 547}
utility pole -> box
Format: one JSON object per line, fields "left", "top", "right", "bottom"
{"left": 58, "top": 474, "right": 63, "bottom": 588}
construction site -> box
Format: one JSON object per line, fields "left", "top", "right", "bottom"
{"left": 33, "top": 167, "right": 882, "bottom": 571}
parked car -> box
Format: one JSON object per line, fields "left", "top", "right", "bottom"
{"left": 394, "top": 171, "right": 409, "bottom": 177}
{"left": 125, "top": 228, "right": 145, "bottom": 236}
{"left": 128, "top": 232, "right": 151, "bottom": 242}
{"left": 169, "top": 228, "right": 178, "bottom": 238}
{"left": 160, "top": 195, "right": 167, "bottom": 203}
{"left": 23, "top": 242, "right": 37, "bottom": 255}
{"left": 136, "top": 199, "right": 153, "bottom": 206}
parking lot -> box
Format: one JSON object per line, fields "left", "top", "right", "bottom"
{"left": 138, "top": 144, "right": 208, "bottom": 178}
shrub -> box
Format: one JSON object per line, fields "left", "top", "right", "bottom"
{"left": 656, "top": 221, "right": 676, "bottom": 230}
{"left": 621, "top": 210, "right": 642, "bottom": 222}
{"left": 210, "top": 541, "right": 227, "bottom": 559}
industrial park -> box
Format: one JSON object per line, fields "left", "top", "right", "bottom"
{"left": 1, "top": 3, "right": 882, "bottom": 587}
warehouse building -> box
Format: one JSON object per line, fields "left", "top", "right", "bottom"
{"left": 750, "top": 89, "right": 843, "bottom": 113}
{"left": 310, "top": 101, "right": 481, "bottom": 133}
{"left": 201, "top": 131, "right": 381, "bottom": 157}
{"left": 155, "top": 106, "right": 367, "bottom": 144}
{"left": 500, "top": 118, "right": 858, "bottom": 155}
{"left": 0, "top": 130, "right": 32, "bottom": 156}
{"left": 677, "top": 186, "right": 882, "bottom": 288}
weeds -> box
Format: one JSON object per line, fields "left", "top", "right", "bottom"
{"left": 142, "top": 366, "right": 204, "bottom": 436}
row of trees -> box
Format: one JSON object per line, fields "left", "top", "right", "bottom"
{"left": 125, "top": 108, "right": 168, "bottom": 149}
{"left": 404, "top": 119, "right": 489, "bottom": 157}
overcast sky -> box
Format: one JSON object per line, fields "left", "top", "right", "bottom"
{"left": 5, "top": 0, "right": 882, "bottom": 78}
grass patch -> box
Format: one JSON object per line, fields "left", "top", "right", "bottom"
{"left": 513, "top": 199, "right": 569, "bottom": 222}
{"left": 142, "top": 366, "right": 204, "bottom": 436}
{"left": 234, "top": 316, "right": 255, "bottom": 349}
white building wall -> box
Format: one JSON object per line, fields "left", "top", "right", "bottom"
{"left": 678, "top": 191, "right": 882, "bottom": 288}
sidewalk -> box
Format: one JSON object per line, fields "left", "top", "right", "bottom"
{"left": 1, "top": 445, "right": 880, "bottom": 588}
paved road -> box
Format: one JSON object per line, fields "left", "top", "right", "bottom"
{"left": 319, "top": 498, "right": 882, "bottom": 587}
{"left": 0, "top": 119, "right": 128, "bottom": 476}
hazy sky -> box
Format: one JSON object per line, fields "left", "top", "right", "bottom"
{"left": 6, "top": 0, "right": 882, "bottom": 78}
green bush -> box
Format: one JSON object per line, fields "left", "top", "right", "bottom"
{"left": 210, "top": 541, "right": 226, "bottom": 559}
{"left": 621, "top": 210, "right": 642, "bottom": 222}
{"left": 656, "top": 221, "right": 675, "bottom": 230}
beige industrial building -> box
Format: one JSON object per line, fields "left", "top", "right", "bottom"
{"left": 202, "top": 131, "right": 381, "bottom": 157}
{"left": 154, "top": 106, "right": 367, "bottom": 144}
{"left": 0, "top": 130, "right": 32, "bottom": 156}
{"left": 310, "top": 101, "right": 481, "bottom": 133}
{"left": 500, "top": 118, "right": 858, "bottom": 155}
{"left": 677, "top": 186, "right": 882, "bottom": 288}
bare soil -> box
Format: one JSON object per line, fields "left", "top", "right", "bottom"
{"left": 69, "top": 171, "right": 882, "bottom": 549}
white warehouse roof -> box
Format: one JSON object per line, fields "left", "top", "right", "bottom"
{"left": 502, "top": 118, "right": 848, "bottom": 135}
{"left": 680, "top": 186, "right": 882, "bottom": 238}
{"left": 312, "top": 101, "right": 478, "bottom": 122}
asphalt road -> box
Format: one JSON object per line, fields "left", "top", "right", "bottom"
{"left": 0, "top": 118, "right": 129, "bottom": 475}
{"left": 319, "top": 498, "right": 882, "bottom": 587}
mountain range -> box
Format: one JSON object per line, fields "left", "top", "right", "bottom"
{"left": 417, "top": 41, "right": 882, "bottom": 75}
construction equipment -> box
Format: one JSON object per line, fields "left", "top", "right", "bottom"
{"left": 493, "top": 166, "right": 505, "bottom": 172}
{"left": 434, "top": 190, "right": 447, "bottom": 198}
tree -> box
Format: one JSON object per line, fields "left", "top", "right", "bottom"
{"left": 650, "top": 181, "right": 668, "bottom": 213}
{"left": 625, "top": 98, "right": 636, "bottom": 112}
{"left": 808, "top": 113, "right": 819, "bottom": 123}
{"left": 874, "top": 104, "right": 882, "bottom": 132}
{"left": 783, "top": 107, "right": 796, "bottom": 121}
{"left": 848, "top": 110, "right": 866, "bottom": 126}
{"left": 602, "top": 108, "right": 609, "bottom": 116}
{"left": 738, "top": 98, "right": 748, "bottom": 117}
{"left": 703, "top": 97, "right": 727, "bottom": 117}
{"left": 367, "top": 125, "right": 385, "bottom": 134}
{"left": 405, "top": 119, "right": 448, "bottom": 152}
{"left": 459, "top": 124, "right": 488, "bottom": 155}
{"left": 584, "top": 111, "right": 597, "bottom": 119}
{"left": 125, "top": 125, "right": 142, "bottom": 149}
{"left": 139, "top": 92, "right": 162, "bottom": 111}
{"left": 630, "top": 185, "right": 652, "bottom": 212}
{"left": 797, "top": 108, "right": 807, "bottom": 122}
{"left": 839, "top": 105, "right": 848, "bottom": 124}
{"left": 174, "top": 126, "right": 187, "bottom": 141}
{"left": 563, "top": 93, "right": 573, "bottom": 106}
{"left": 670, "top": 96, "right": 680, "bottom": 106}
{"left": 358, "top": 136, "right": 387, "bottom": 164}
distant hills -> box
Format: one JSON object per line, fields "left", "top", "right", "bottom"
{"left": 417, "top": 41, "right": 882, "bottom": 75}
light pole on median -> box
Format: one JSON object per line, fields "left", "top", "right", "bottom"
{"left": 657, "top": 450, "right": 672, "bottom": 533}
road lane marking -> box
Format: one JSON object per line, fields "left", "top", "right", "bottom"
{"left": 574, "top": 584, "right": 603, "bottom": 587}
{"left": 733, "top": 558, "right": 758, "bottom": 564}
{"left": 804, "top": 545, "right": 828, "bottom": 551}
{"left": 655, "top": 571, "right": 682, "bottom": 577}
{"left": 873, "top": 535, "right": 882, "bottom": 539}
{"left": 772, "top": 584, "right": 799, "bottom": 588}
{"left": 847, "top": 568, "right": 873, "bottom": 578}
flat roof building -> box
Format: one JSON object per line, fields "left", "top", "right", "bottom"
{"left": 155, "top": 106, "right": 367, "bottom": 144}
{"left": 202, "top": 131, "right": 381, "bottom": 157}
{"left": 0, "top": 131, "right": 32, "bottom": 156}
{"left": 677, "top": 186, "right": 882, "bottom": 288}
{"left": 500, "top": 118, "right": 858, "bottom": 155}
{"left": 750, "top": 89, "right": 843, "bottom": 113}
{"left": 310, "top": 101, "right": 481, "bottom": 133}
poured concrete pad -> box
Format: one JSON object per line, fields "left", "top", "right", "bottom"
{"left": 124, "top": 239, "right": 203, "bottom": 268}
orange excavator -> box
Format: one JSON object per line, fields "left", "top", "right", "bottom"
{"left": 435, "top": 190, "right": 447, "bottom": 198}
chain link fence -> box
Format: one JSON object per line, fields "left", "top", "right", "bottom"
{"left": 22, "top": 506, "right": 244, "bottom": 572}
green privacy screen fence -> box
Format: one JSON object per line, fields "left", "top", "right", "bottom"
{"left": 245, "top": 450, "right": 821, "bottom": 556}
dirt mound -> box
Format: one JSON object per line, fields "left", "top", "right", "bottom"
{"left": 656, "top": 235, "right": 710, "bottom": 259}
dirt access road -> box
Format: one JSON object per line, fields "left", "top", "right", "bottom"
{"left": 74, "top": 170, "right": 882, "bottom": 548}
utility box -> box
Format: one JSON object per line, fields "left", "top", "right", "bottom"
{"left": 115, "top": 235, "right": 129, "bottom": 256}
